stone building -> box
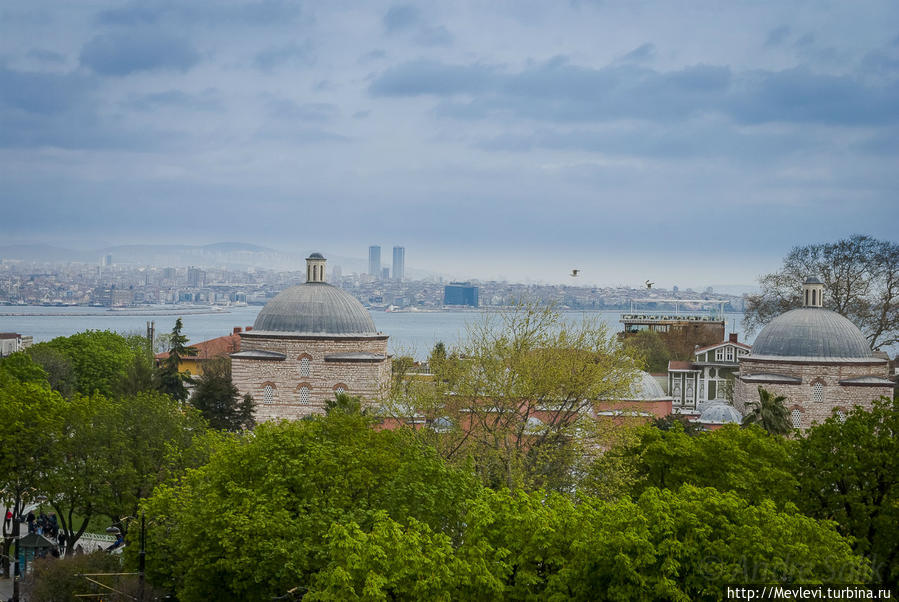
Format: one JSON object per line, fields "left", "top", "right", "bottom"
{"left": 594, "top": 370, "right": 673, "bottom": 423}
{"left": 734, "top": 277, "right": 893, "bottom": 431}
{"left": 231, "top": 254, "right": 391, "bottom": 421}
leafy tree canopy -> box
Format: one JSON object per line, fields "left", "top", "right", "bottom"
{"left": 592, "top": 423, "right": 798, "bottom": 507}
{"left": 30, "top": 330, "right": 147, "bottom": 397}
{"left": 141, "top": 412, "right": 480, "bottom": 600}
{"left": 794, "top": 397, "right": 899, "bottom": 588}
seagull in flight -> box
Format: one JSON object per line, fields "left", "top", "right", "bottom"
{"left": 570, "top": 269, "right": 580, "bottom": 277}
{"left": 645, "top": 280, "right": 654, "bottom": 289}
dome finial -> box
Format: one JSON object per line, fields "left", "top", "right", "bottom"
{"left": 306, "top": 253, "right": 326, "bottom": 283}
{"left": 802, "top": 276, "right": 824, "bottom": 308}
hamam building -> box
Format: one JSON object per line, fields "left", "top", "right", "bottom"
{"left": 231, "top": 254, "right": 391, "bottom": 421}
{"left": 734, "top": 277, "right": 893, "bottom": 430}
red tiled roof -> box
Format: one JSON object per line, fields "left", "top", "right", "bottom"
{"left": 0, "top": 333, "right": 22, "bottom": 339}
{"left": 156, "top": 334, "right": 240, "bottom": 361}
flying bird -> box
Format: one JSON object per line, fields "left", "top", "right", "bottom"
{"left": 570, "top": 269, "right": 580, "bottom": 277}
{"left": 645, "top": 280, "right": 654, "bottom": 289}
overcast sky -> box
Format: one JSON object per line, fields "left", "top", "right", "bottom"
{"left": 1, "top": 1, "right": 897, "bottom": 288}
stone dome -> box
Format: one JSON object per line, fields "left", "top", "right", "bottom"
{"left": 699, "top": 401, "right": 742, "bottom": 425}
{"left": 627, "top": 371, "right": 668, "bottom": 400}
{"left": 750, "top": 308, "right": 872, "bottom": 360}
{"left": 252, "top": 283, "right": 378, "bottom": 336}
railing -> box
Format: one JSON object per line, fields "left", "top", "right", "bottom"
{"left": 620, "top": 313, "right": 723, "bottom": 323}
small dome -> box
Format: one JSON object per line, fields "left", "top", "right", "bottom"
{"left": 308, "top": 252, "right": 325, "bottom": 259}
{"left": 750, "top": 308, "right": 871, "bottom": 360}
{"left": 627, "top": 371, "right": 668, "bottom": 400}
{"left": 253, "top": 283, "right": 377, "bottom": 336}
{"left": 699, "top": 401, "right": 742, "bottom": 425}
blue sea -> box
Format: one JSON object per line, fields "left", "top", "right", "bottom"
{"left": 0, "top": 305, "right": 749, "bottom": 360}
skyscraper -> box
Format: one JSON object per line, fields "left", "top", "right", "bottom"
{"left": 392, "top": 246, "right": 405, "bottom": 282}
{"left": 368, "top": 246, "right": 381, "bottom": 277}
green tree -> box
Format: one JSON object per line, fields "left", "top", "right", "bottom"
{"left": 744, "top": 235, "right": 899, "bottom": 350}
{"left": 621, "top": 330, "right": 672, "bottom": 373}
{"left": 97, "top": 391, "right": 207, "bottom": 535}
{"left": 742, "top": 386, "right": 792, "bottom": 435}
{"left": 0, "top": 374, "right": 65, "bottom": 577}
{"left": 189, "top": 357, "right": 255, "bottom": 431}
{"left": 141, "top": 413, "right": 479, "bottom": 601}
{"left": 27, "top": 344, "right": 76, "bottom": 397}
{"left": 794, "top": 397, "right": 899, "bottom": 588}
{"left": 384, "top": 300, "right": 639, "bottom": 492}
{"left": 154, "top": 318, "right": 197, "bottom": 402}
{"left": 31, "top": 330, "right": 144, "bottom": 397}
{"left": 594, "top": 423, "right": 798, "bottom": 506}
{"left": 0, "top": 351, "right": 49, "bottom": 386}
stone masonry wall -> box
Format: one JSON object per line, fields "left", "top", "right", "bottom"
{"left": 734, "top": 358, "right": 891, "bottom": 431}
{"left": 232, "top": 333, "right": 391, "bottom": 422}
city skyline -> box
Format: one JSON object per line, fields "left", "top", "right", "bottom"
{"left": 1, "top": 1, "right": 897, "bottom": 286}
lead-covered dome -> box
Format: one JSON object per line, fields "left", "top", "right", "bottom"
{"left": 750, "top": 308, "right": 871, "bottom": 360}
{"left": 252, "top": 283, "right": 378, "bottom": 336}
{"left": 627, "top": 371, "right": 668, "bottom": 400}
{"left": 699, "top": 401, "right": 742, "bottom": 425}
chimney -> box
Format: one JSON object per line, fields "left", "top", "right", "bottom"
{"left": 729, "top": 333, "right": 738, "bottom": 343}
{"left": 245, "top": 326, "right": 253, "bottom": 332}
{"left": 233, "top": 326, "right": 243, "bottom": 335}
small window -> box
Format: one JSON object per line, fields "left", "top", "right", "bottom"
{"left": 812, "top": 382, "right": 823, "bottom": 403}
{"left": 791, "top": 409, "right": 802, "bottom": 429}
{"left": 334, "top": 386, "right": 346, "bottom": 396}
{"left": 715, "top": 348, "right": 725, "bottom": 361}
{"left": 835, "top": 409, "right": 846, "bottom": 423}
{"left": 299, "top": 357, "right": 311, "bottom": 377}
{"left": 298, "top": 387, "right": 310, "bottom": 404}
{"left": 263, "top": 385, "right": 274, "bottom": 404}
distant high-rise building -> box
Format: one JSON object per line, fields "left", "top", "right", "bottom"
{"left": 100, "top": 254, "right": 113, "bottom": 267}
{"left": 368, "top": 246, "right": 381, "bottom": 277}
{"left": 331, "top": 264, "right": 342, "bottom": 282}
{"left": 162, "top": 267, "right": 176, "bottom": 280}
{"left": 444, "top": 282, "right": 479, "bottom": 307}
{"left": 381, "top": 267, "right": 390, "bottom": 280}
{"left": 392, "top": 246, "right": 405, "bottom": 282}
{"left": 187, "top": 266, "right": 206, "bottom": 287}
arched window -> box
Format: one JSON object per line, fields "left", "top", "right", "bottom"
{"left": 812, "top": 382, "right": 824, "bottom": 403}
{"left": 263, "top": 385, "right": 274, "bottom": 404}
{"left": 299, "top": 356, "right": 311, "bottom": 377}
{"left": 835, "top": 409, "right": 846, "bottom": 423}
{"left": 298, "top": 387, "right": 311, "bottom": 404}
{"left": 333, "top": 384, "right": 347, "bottom": 396}
{"left": 791, "top": 408, "right": 802, "bottom": 429}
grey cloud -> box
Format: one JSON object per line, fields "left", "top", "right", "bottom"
{"left": 765, "top": 25, "right": 791, "bottom": 47}
{"left": 80, "top": 31, "right": 200, "bottom": 76}
{"left": 619, "top": 43, "right": 655, "bottom": 63}
{"left": 265, "top": 98, "right": 337, "bottom": 122}
{"left": 26, "top": 49, "right": 66, "bottom": 63}
{"left": 122, "top": 89, "right": 223, "bottom": 111}
{"left": 253, "top": 42, "right": 314, "bottom": 71}
{"left": 414, "top": 25, "right": 453, "bottom": 47}
{"left": 96, "top": 0, "right": 303, "bottom": 27}
{"left": 383, "top": 5, "right": 452, "bottom": 46}
{"left": 372, "top": 58, "right": 899, "bottom": 126}
{"left": 383, "top": 5, "right": 421, "bottom": 33}
{"left": 0, "top": 67, "right": 93, "bottom": 114}
{"left": 370, "top": 60, "right": 496, "bottom": 96}
{"left": 478, "top": 121, "right": 818, "bottom": 162}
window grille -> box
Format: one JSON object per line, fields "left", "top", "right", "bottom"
{"left": 813, "top": 382, "right": 823, "bottom": 403}
{"left": 300, "top": 357, "right": 310, "bottom": 377}
{"left": 791, "top": 409, "right": 802, "bottom": 429}
{"left": 298, "top": 387, "right": 310, "bottom": 404}
{"left": 263, "top": 385, "right": 274, "bottom": 404}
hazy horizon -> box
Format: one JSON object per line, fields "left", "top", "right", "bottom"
{"left": 2, "top": 1, "right": 897, "bottom": 287}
